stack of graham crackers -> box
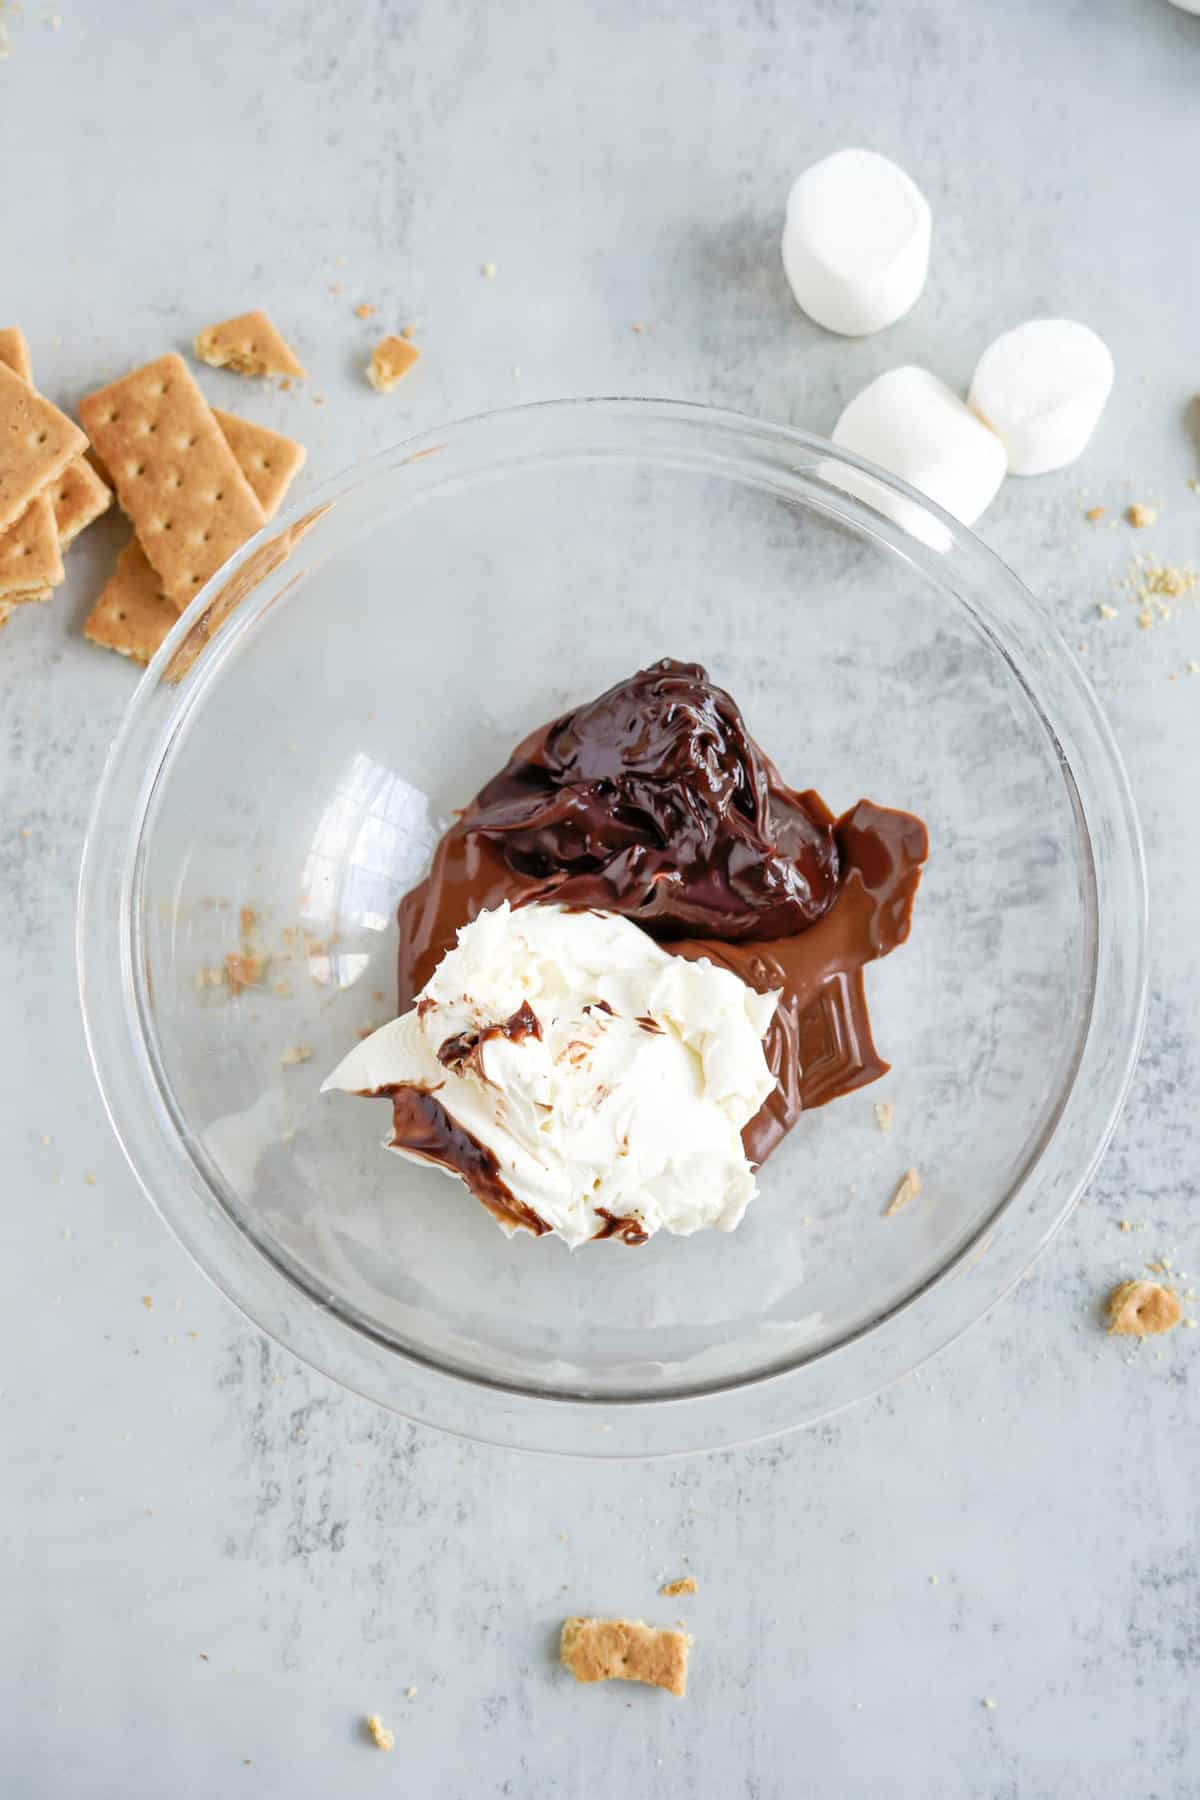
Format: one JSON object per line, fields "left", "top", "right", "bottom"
{"left": 0, "top": 309, "right": 309, "bottom": 665}
{"left": 0, "top": 328, "right": 110, "bottom": 629}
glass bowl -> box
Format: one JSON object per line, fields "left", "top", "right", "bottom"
{"left": 78, "top": 399, "right": 1147, "bottom": 1457}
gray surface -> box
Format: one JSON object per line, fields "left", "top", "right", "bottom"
{"left": 2, "top": 0, "right": 1198, "bottom": 1792}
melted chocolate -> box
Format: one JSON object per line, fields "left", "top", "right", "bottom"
{"left": 593, "top": 1208, "right": 651, "bottom": 1247}
{"left": 454, "top": 659, "right": 839, "bottom": 940}
{"left": 672, "top": 800, "right": 928, "bottom": 1164}
{"left": 392, "top": 661, "right": 927, "bottom": 1189}
{"left": 366, "top": 1083, "right": 550, "bottom": 1237}
{"left": 436, "top": 999, "right": 542, "bottom": 1083}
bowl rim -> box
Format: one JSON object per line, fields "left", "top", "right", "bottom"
{"left": 77, "top": 396, "right": 1149, "bottom": 1458}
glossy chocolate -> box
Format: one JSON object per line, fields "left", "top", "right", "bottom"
{"left": 390, "top": 662, "right": 927, "bottom": 1213}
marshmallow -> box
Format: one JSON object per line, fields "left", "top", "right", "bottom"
{"left": 830, "top": 366, "right": 1007, "bottom": 548}
{"left": 968, "top": 319, "right": 1114, "bottom": 476}
{"left": 782, "top": 149, "right": 931, "bottom": 336}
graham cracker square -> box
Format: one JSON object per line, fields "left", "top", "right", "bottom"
{"left": 79, "top": 353, "right": 267, "bottom": 608}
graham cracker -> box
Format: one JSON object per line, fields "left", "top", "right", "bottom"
{"left": 0, "top": 332, "right": 113, "bottom": 552}
{"left": 0, "top": 494, "right": 64, "bottom": 600}
{"left": 560, "top": 1617, "right": 689, "bottom": 1698}
{"left": 194, "top": 310, "right": 306, "bottom": 381}
{"left": 211, "top": 409, "right": 305, "bottom": 518}
{"left": 0, "top": 359, "right": 86, "bottom": 533}
{"left": 367, "top": 335, "right": 421, "bottom": 393}
{"left": 49, "top": 457, "right": 113, "bottom": 549}
{"left": 79, "top": 354, "right": 267, "bottom": 608}
{"left": 0, "top": 327, "right": 33, "bottom": 384}
{"left": 0, "top": 601, "right": 15, "bottom": 631}
{"left": 83, "top": 538, "right": 178, "bottom": 666}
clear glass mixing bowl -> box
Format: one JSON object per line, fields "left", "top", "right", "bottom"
{"left": 78, "top": 400, "right": 1147, "bottom": 1456}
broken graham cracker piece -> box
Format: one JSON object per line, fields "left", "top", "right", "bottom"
{"left": 194, "top": 310, "right": 306, "bottom": 381}
{"left": 0, "top": 327, "right": 33, "bottom": 384}
{"left": 211, "top": 409, "right": 305, "bottom": 518}
{"left": 367, "top": 335, "right": 421, "bottom": 393}
{"left": 1107, "top": 1279, "right": 1182, "bottom": 1338}
{"left": 79, "top": 354, "right": 267, "bottom": 607}
{"left": 83, "top": 538, "right": 176, "bottom": 665}
{"left": 0, "top": 359, "right": 86, "bottom": 534}
{"left": 560, "top": 1617, "right": 689, "bottom": 1698}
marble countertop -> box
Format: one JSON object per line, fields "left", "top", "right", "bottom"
{"left": 2, "top": 1, "right": 1198, "bottom": 1793}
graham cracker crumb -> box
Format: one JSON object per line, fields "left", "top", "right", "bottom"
{"left": 1084, "top": 506, "right": 1105, "bottom": 522}
{"left": 280, "top": 1043, "right": 314, "bottom": 1067}
{"left": 194, "top": 965, "right": 224, "bottom": 992}
{"left": 560, "top": 1617, "right": 689, "bottom": 1698}
{"left": 1107, "top": 1279, "right": 1181, "bottom": 1337}
{"left": 364, "top": 1714, "right": 394, "bottom": 1752}
{"left": 406, "top": 1686, "right": 418, "bottom": 1700}
{"left": 481, "top": 261, "right": 497, "bottom": 278}
{"left": 885, "top": 1168, "right": 922, "bottom": 1217}
{"left": 874, "top": 1100, "right": 894, "bottom": 1133}
{"left": 659, "top": 1576, "right": 698, "bottom": 1597}
{"left": 224, "top": 951, "right": 265, "bottom": 995}
{"left": 1096, "top": 603, "right": 1118, "bottom": 621}
{"left": 632, "top": 321, "right": 648, "bottom": 334}
{"left": 141, "top": 1295, "right": 154, "bottom": 1311}
{"left": 355, "top": 303, "right": 376, "bottom": 319}
{"left": 1127, "top": 503, "right": 1157, "bottom": 529}
{"left": 239, "top": 906, "right": 257, "bottom": 936}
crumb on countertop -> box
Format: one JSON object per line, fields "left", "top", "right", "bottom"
{"left": 1127, "top": 503, "right": 1157, "bottom": 529}
{"left": 874, "top": 1100, "right": 894, "bottom": 1133}
{"left": 280, "top": 1044, "right": 314, "bottom": 1067}
{"left": 1107, "top": 1279, "right": 1181, "bottom": 1337}
{"left": 365, "top": 1714, "right": 394, "bottom": 1752}
{"left": 659, "top": 1576, "right": 698, "bottom": 1597}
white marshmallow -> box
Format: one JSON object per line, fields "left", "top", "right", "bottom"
{"left": 782, "top": 149, "right": 931, "bottom": 337}
{"left": 968, "top": 319, "right": 1114, "bottom": 477}
{"left": 830, "top": 366, "right": 1007, "bottom": 549}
